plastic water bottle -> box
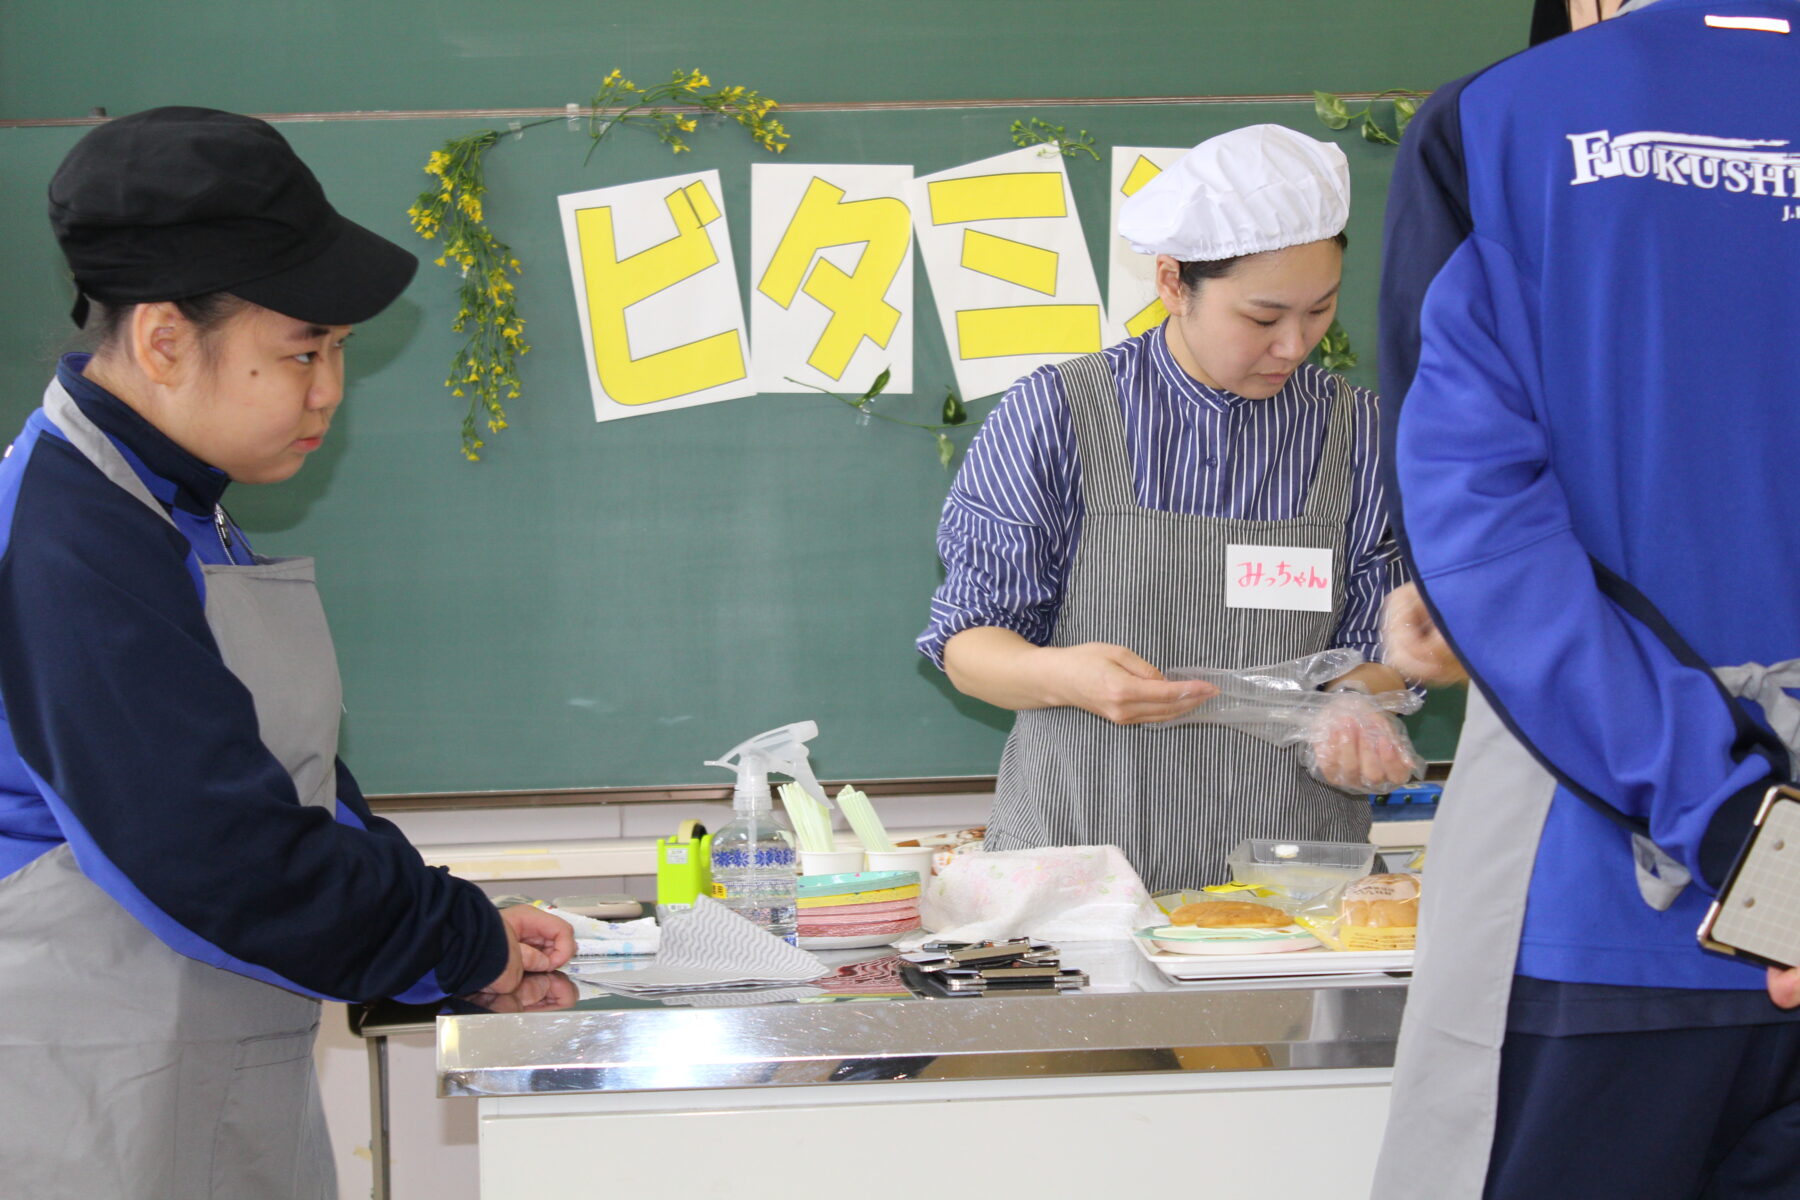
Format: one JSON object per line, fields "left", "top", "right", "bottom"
{"left": 709, "top": 803, "right": 799, "bottom": 943}
{"left": 706, "top": 723, "right": 828, "bottom": 945}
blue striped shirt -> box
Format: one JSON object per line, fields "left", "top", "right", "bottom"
{"left": 917, "top": 326, "right": 1402, "bottom": 667}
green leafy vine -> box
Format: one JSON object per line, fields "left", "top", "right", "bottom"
{"left": 1312, "top": 321, "right": 1358, "bottom": 372}
{"left": 789, "top": 369, "right": 979, "bottom": 469}
{"left": 1010, "top": 118, "right": 1100, "bottom": 161}
{"left": 407, "top": 68, "right": 790, "bottom": 460}
{"left": 1312, "top": 89, "right": 1426, "bottom": 147}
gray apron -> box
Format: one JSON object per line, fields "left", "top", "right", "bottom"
{"left": 987, "top": 352, "right": 1371, "bottom": 892}
{"left": 0, "top": 380, "right": 340, "bottom": 1199}
{"left": 1370, "top": 687, "right": 1555, "bottom": 1199}
{"left": 1373, "top": 670, "right": 1800, "bottom": 1197}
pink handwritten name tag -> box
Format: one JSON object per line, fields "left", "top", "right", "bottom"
{"left": 1224, "top": 544, "right": 1335, "bottom": 612}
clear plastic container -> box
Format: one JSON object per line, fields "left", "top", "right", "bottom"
{"left": 1226, "top": 839, "right": 1376, "bottom": 900}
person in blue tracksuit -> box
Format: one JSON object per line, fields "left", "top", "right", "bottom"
{"left": 0, "top": 107, "right": 573, "bottom": 1199}
{"left": 1372, "top": 2, "right": 1800, "bottom": 1196}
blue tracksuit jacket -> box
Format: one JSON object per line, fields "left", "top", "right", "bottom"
{"left": 1383, "top": 0, "right": 1800, "bottom": 989}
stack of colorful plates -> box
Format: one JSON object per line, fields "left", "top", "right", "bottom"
{"left": 796, "top": 870, "right": 922, "bottom": 948}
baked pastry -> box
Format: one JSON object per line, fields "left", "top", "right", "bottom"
{"left": 1340, "top": 874, "right": 1420, "bottom": 928}
{"left": 1170, "top": 900, "right": 1291, "bottom": 928}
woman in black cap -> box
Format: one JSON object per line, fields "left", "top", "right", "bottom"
{"left": 0, "top": 107, "right": 573, "bottom": 1199}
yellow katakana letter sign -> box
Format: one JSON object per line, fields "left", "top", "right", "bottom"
{"left": 560, "top": 171, "right": 755, "bottom": 421}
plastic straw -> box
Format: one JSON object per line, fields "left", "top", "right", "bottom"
{"left": 778, "top": 783, "right": 835, "bottom": 852}
{"left": 803, "top": 793, "right": 834, "bottom": 852}
{"left": 836, "top": 785, "right": 895, "bottom": 853}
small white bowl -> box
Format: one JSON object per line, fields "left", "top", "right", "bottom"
{"left": 799, "top": 849, "right": 864, "bottom": 876}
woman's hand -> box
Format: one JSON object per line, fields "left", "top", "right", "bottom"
{"left": 1304, "top": 693, "right": 1424, "bottom": 794}
{"left": 1041, "top": 642, "right": 1220, "bottom": 725}
{"left": 480, "top": 905, "right": 576, "bottom": 995}
{"left": 1382, "top": 582, "right": 1468, "bottom": 686}
{"left": 942, "top": 626, "right": 1216, "bottom": 723}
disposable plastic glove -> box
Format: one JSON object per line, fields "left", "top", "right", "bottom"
{"left": 1303, "top": 690, "right": 1425, "bottom": 795}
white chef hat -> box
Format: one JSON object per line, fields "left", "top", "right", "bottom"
{"left": 1118, "top": 124, "right": 1350, "bottom": 261}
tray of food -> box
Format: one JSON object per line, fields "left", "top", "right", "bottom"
{"left": 1133, "top": 877, "right": 1417, "bottom": 981}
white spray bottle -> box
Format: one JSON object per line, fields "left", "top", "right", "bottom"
{"left": 704, "top": 721, "right": 827, "bottom": 943}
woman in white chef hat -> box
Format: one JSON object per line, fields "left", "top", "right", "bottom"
{"left": 917, "top": 124, "right": 1421, "bottom": 891}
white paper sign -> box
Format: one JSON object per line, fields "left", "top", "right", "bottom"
{"left": 1224, "top": 544, "right": 1336, "bottom": 612}
{"left": 911, "top": 146, "right": 1109, "bottom": 402}
{"left": 1107, "top": 146, "right": 1187, "bottom": 344}
{"left": 750, "top": 163, "right": 914, "bottom": 396}
{"left": 558, "top": 170, "right": 755, "bottom": 422}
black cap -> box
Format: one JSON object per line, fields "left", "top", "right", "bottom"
{"left": 49, "top": 106, "right": 418, "bottom": 328}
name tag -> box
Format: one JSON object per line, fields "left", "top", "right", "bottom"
{"left": 1224, "top": 544, "right": 1335, "bottom": 612}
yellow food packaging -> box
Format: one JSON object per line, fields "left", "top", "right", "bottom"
{"left": 1341, "top": 925, "right": 1417, "bottom": 951}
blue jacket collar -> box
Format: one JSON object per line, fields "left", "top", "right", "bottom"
{"left": 56, "top": 354, "right": 229, "bottom": 515}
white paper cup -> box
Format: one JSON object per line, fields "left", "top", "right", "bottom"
{"left": 864, "top": 847, "right": 938, "bottom": 878}
{"left": 799, "top": 849, "right": 864, "bottom": 877}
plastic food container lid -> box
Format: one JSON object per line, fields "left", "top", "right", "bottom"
{"left": 1228, "top": 839, "right": 1376, "bottom": 868}
{"left": 1226, "top": 839, "right": 1376, "bottom": 898}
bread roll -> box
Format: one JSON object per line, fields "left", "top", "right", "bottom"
{"left": 1170, "top": 900, "right": 1291, "bottom": 928}
{"left": 1340, "top": 874, "right": 1420, "bottom": 928}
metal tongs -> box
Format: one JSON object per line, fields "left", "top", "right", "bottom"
{"left": 900, "top": 939, "right": 1088, "bottom": 995}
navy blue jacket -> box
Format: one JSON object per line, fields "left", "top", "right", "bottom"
{"left": 0, "top": 356, "right": 507, "bottom": 1003}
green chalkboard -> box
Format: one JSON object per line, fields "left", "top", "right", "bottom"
{"left": 1, "top": 1, "right": 1521, "bottom": 122}
{"left": 0, "top": 103, "right": 1470, "bottom": 793}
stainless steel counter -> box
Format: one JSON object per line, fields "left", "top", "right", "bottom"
{"left": 435, "top": 941, "right": 1409, "bottom": 1098}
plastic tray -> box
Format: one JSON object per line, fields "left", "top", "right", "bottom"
{"left": 1132, "top": 927, "right": 1412, "bottom": 981}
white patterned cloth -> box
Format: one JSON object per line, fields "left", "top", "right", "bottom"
{"left": 577, "top": 896, "right": 825, "bottom": 996}
{"left": 918, "top": 845, "right": 1161, "bottom": 944}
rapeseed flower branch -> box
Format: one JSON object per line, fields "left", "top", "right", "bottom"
{"left": 408, "top": 67, "right": 791, "bottom": 460}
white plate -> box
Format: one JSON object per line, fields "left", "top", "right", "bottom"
{"left": 1135, "top": 925, "right": 1319, "bottom": 955}
{"left": 798, "top": 930, "right": 920, "bottom": 949}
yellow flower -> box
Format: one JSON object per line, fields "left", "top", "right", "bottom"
{"left": 602, "top": 68, "right": 622, "bottom": 86}
{"left": 676, "top": 115, "right": 697, "bottom": 132}
{"left": 425, "top": 150, "right": 450, "bottom": 176}
{"left": 686, "top": 71, "right": 710, "bottom": 88}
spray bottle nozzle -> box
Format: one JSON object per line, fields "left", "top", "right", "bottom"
{"left": 706, "top": 721, "right": 829, "bottom": 814}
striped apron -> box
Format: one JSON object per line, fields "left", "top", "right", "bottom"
{"left": 986, "top": 351, "right": 1371, "bottom": 893}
